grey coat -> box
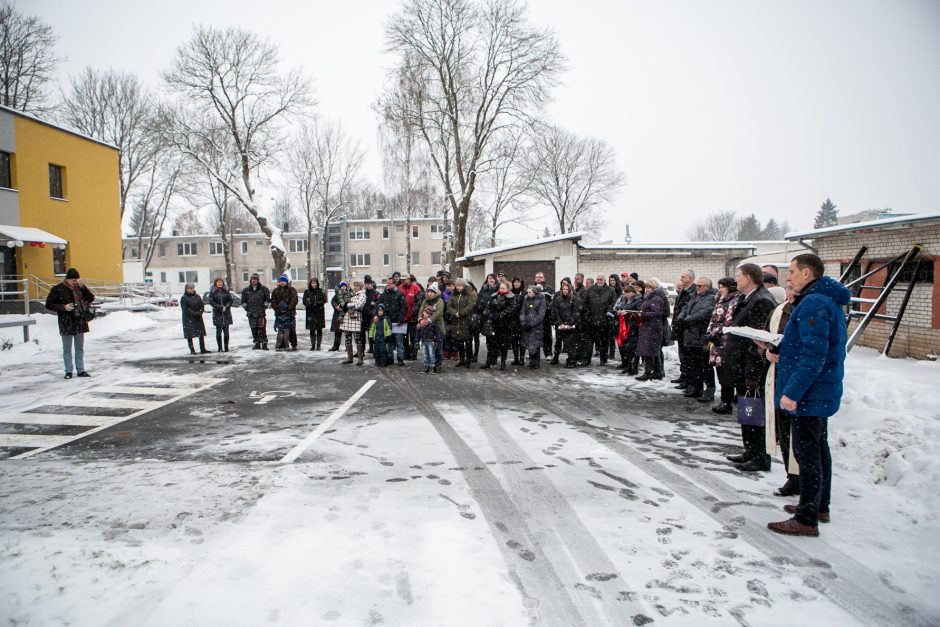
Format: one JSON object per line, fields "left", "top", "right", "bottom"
{"left": 676, "top": 287, "right": 717, "bottom": 349}
{"left": 518, "top": 293, "right": 547, "bottom": 353}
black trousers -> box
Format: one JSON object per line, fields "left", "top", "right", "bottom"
{"left": 542, "top": 319, "right": 553, "bottom": 356}
{"left": 735, "top": 383, "right": 768, "bottom": 461}
{"left": 775, "top": 410, "right": 798, "bottom": 484}
{"left": 556, "top": 329, "right": 576, "bottom": 363}
{"left": 587, "top": 324, "right": 609, "bottom": 363}
{"left": 687, "top": 347, "right": 710, "bottom": 390}
{"left": 406, "top": 321, "right": 418, "bottom": 358}
{"left": 248, "top": 316, "right": 268, "bottom": 344}
{"left": 676, "top": 340, "right": 691, "bottom": 382}
{"left": 791, "top": 416, "right": 831, "bottom": 526}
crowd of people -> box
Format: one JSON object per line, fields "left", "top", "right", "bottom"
{"left": 48, "top": 252, "right": 848, "bottom": 538}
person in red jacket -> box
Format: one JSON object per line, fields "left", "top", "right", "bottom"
{"left": 398, "top": 273, "right": 424, "bottom": 360}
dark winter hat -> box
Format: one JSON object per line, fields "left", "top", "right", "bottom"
{"left": 278, "top": 274, "right": 290, "bottom": 284}
{"left": 763, "top": 273, "right": 779, "bottom": 286}
{"left": 250, "top": 273, "right": 260, "bottom": 280}
{"left": 364, "top": 274, "right": 373, "bottom": 284}
{"left": 65, "top": 268, "right": 80, "bottom": 279}
{"left": 630, "top": 272, "right": 639, "bottom": 280}
{"left": 377, "top": 303, "right": 386, "bottom": 313}
{"left": 338, "top": 280, "right": 348, "bottom": 288}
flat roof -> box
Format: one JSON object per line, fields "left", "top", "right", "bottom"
{"left": 457, "top": 232, "right": 586, "bottom": 262}
{"left": 580, "top": 242, "right": 757, "bottom": 252}
{"left": 786, "top": 211, "right": 940, "bottom": 240}
{"left": 0, "top": 104, "right": 119, "bottom": 151}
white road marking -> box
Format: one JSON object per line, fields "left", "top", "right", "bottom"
{"left": 279, "top": 380, "right": 376, "bottom": 464}
{"left": 1, "top": 377, "right": 227, "bottom": 460}
{"left": 92, "top": 385, "right": 182, "bottom": 396}
{"left": 0, "top": 412, "right": 116, "bottom": 427}
{"left": 0, "top": 434, "right": 75, "bottom": 448}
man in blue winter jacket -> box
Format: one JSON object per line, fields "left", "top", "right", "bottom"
{"left": 767, "top": 253, "right": 851, "bottom": 537}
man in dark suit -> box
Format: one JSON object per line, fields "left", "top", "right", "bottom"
{"left": 724, "top": 263, "right": 777, "bottom": 472}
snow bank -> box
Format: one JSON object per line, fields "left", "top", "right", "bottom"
{"left": 835, "top": 348, "right": 940, "bottom": 515}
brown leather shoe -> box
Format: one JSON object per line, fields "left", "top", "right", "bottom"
{"left": 784, "top": 504, "right": 830, "bottom": 523}
{"left": 767, "top": 517, "right": 819, "bottom": 537}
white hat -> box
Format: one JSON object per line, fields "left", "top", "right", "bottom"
{"left": 427, "top": 282, "right": 440, "bottom": 294}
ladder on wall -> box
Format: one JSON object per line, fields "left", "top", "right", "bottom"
{"left": 839, "top": 244, "right": 924, "bottom": 354}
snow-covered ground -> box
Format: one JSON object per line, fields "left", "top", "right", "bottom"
{"left": 1, "top": 309, "right": 938, "bottom": 626}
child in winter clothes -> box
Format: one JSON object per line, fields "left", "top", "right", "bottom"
{"left": 271, "top": 274, "right": 299, "bottom": 351}
{"left": 369, "top": 304, "right": 393, "bottom": 367}
{"left": 416, "top": 284, "right": 444, "bottom": 373}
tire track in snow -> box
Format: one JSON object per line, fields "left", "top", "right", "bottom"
{"left": 491, "top": 374, "right": 934, "bottom": 627}
{"left": 389, "top": 369, "right": 630, "bottom": 627}
{"left": 436, "top": 400, "right": 647, "bottom": 626}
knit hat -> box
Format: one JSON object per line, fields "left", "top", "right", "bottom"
{"left": 250, "top": 273, "right": 260, "bottom": 280}
{"left": 65, "top": 268, "right": 80, "bottom": 279}
{"left": 427, "top": 282, "right": 439, "bottom": 294}
{"left": 531, "top": 284, "right": 543, "bottom": 294}
{"left": 278, "top": 274, "right": 289, "bottom": 284}
{"left": 338, "top": 280, "right": 348, "bottom": 289}
{"left": 377, "top": 303, "right": 386, "bottom": 313}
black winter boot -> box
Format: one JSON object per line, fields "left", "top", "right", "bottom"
{"left": 529, "top": 354, "right": 540, "bottom": 369}
{"left": 635, "top": 357, "right": 654, "bottom": 381}
{"left": 698, "top": 388, "right": 715, "bottom": 403}
{"left": 550, "top": 353, "right": 560, "bottom": 365}
{"left": 187, "top": 339, "right": 196, "bottom": 355}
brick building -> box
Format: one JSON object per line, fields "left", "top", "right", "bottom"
{"left": 459, "top": 234, "right": 810, "bottom": 289}
{"left": 787, "top": 212, "right": 940, "bottom": 359}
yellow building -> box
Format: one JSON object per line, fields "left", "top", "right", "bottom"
{"left": 0, "top": 104, "right": 122, "bottom": 284}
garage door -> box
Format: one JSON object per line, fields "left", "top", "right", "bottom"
{"left": 493, "top": 261, "right": 556, "bottom": 288}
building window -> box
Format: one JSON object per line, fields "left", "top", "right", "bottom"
{"left": 349, "top": 226, "right": 370, "bottom": 240}
{"left": 431, "top": 251, "right": 442, "bottom": 266}
{"left": 240, "top": 241, "right": 249, "bottom": 255}
{"left": 158, "top": 243, "right": 166, "bottom": 257}
{"left": 350, "top": 253, "right": 371, "bottom": 267}
{"left": 128, "top": 246, "right": 140, "bottom": 258}
{"left": 255, "top": 240, "right": 263, "bottom": 246}
{"left": 412, "top": 225, "right": 419, "bottom": 239}
{"left": 178, "top": 270, "right": 198, "bottom": 284}
{"left": 53, "top": 248, "right": 67, "bottom": 275}
{"left": 383, "top": 253, "right": 390, "bottom": 266}
{"left": 430, "top": 224, "right": 444, "bottom": 240}
{"left": 49, "top": 164, "right": 65, "bottom": 199}
{"left": 327, "top": 243, "right": 341, "bottom": 253}
{"left": 177, "top": 242, "right": 198, "bottom": 256}
{"left": 209, "top": 241, "right": 224, "bottom": 256}
{"left": 160, "top": 272, "right": 167, "bottom": 283}
{"left": 242, "top": 271, "right": 249, "bottom": 283}
{"left": 411, "top": 251, "right": 421, "bottom": 265}
{"left": 294, "top": 266, "right": 308, "bottom": 281}
{"left": 289, "top": 238, "right": 308, "bottom": 253}
{"left": 0, "top": 151, "right": 12, "bottom": 189}
{"left": 382, "top": 226, "right": 390, "bottom": 239}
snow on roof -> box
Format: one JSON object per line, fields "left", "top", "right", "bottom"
{"left": 580, "top": 242, "right": 757, "bottom": 251}
{"left": 0, "top": 225, "right": 68, "bottom": 245}
{"left": 786, "top": 211, "right": 940, "bottom": 240}
{"left": 0, "top": 104, "right": 119, "bottom": 151}
{"left": 457, "top": 232, "right": 586, "bottom": 262}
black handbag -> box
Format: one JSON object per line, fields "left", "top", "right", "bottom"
{"left": 469, "top": 312, "right": 482, "bottom": 334}
{"left": 481, "top": 317, "right": 495, "bottom": 337}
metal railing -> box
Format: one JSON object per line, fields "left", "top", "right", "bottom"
{"left": 24, "top": 275, "right": 178, "bottom": 312}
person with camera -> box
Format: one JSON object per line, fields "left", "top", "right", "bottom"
{"left": 45, "top": 267, "right": 95, "bottom": 379}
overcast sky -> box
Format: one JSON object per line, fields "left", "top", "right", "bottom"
{"left": 29, "top": 0, "right": 940, "bottom": 242}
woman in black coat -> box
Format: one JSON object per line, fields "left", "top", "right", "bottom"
{"left": 480, "top": 281, "right": 516, "bottom": 371}
{"left": 303, "top": 277, "right": 326, "bottom": 350}
{"left": 549, "top": 281, "right": 580, "bottom": 368}
{"left": 636, "top": 278, "right": 668, "bottom": 380}
{"left": 509, "top": 276, "right": 526, "bottom": 365}
{"left": 208, "top": 277, "right": 234, "bottom": 352}
{"left": 180, "top": 283, "right": 209, "bottom": 355}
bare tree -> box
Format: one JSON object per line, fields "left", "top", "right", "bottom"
{"left": 0, "top": 2, "right": 61, "bottom": 114}
{"left": 376, "top": 52, "right": 438, "bottom": 274}
{"left": 172, "top": 208, "right": 205, "bottom": 236}
{"left": 385, "top": 0, "right": 564, "bottom": 271}
{"left": 127, "top": 149, "right": 184, "bottom": 276}
{"left": 60, "top": 67, "right": 158, "bottom": 220}
{"left": 287, "top": 120, "right": 364, "bottom": 283}
{"left": 477, "top": 129, "right": 536, "bottom": 247}
{"left": 161, "top": 25, "right": 313, "bottom": 276}
{"left": 526, "top": 124, "right": 625, "bottom": 236}
{"left": 687, "top": 209, "right": 740, "bottom": 241}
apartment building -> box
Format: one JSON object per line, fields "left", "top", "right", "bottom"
{"left": 124, "top": 216, "right": 448, "bottom": 294}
